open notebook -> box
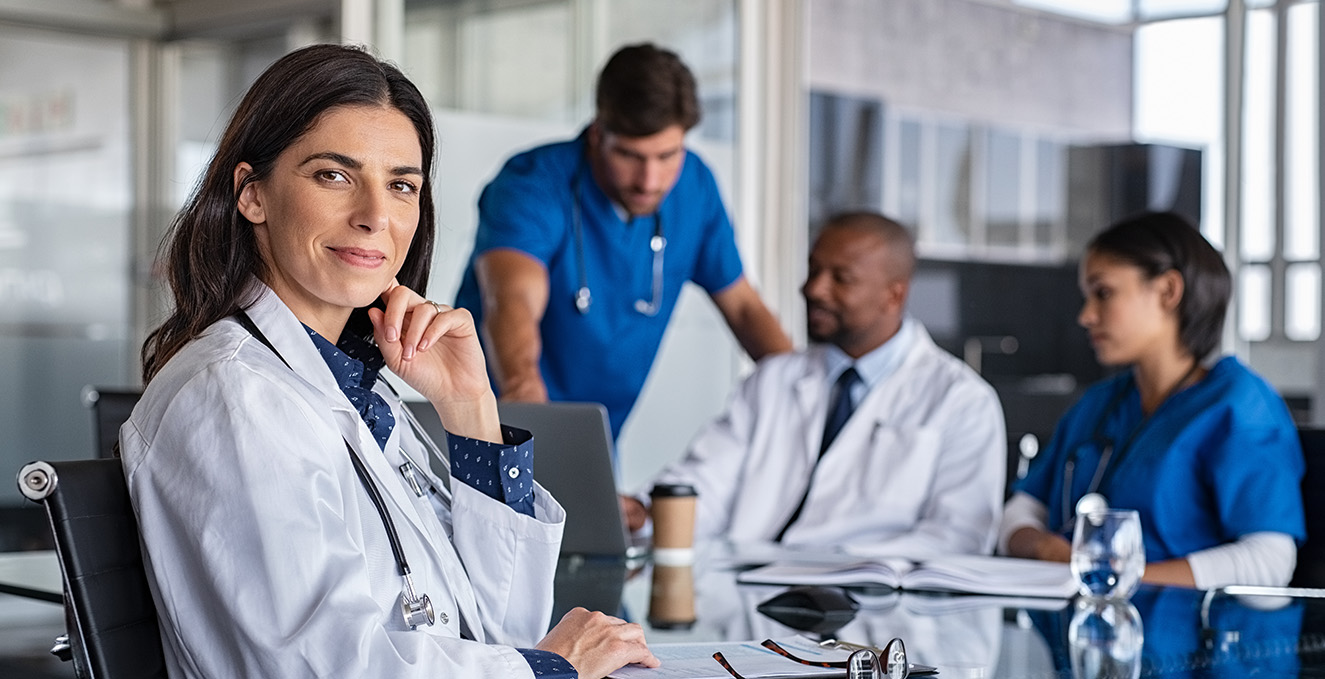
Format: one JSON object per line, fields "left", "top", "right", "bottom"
{"left": 737, "top": 554, "right": 1077, "bottom": 599}
{"left": 408, "top": 400, "right": 632, "bottom": 557}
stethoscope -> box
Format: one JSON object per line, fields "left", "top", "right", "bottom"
{"left": 1058, "top": 362, "right": 1202, "bottom": 532}
{"left": 236, "top": 312, "right": 454, "bottom": 630}
{"left": 570, "top": 160, "right": 666, "bottom": 316}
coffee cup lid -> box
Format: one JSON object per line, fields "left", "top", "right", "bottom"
{"left": 651, "top": 483, "right": 697, "bottom": 498}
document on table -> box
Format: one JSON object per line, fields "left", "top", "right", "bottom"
{"left": 737, "top": 554, "right": 1076, "bottom": 599}
{"left": 608, "top": 636, "right": 848, "bottom": 678}
{"left": 704, "top": 541, "right": 864, "bottom": 569}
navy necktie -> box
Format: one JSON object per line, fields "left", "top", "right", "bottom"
{"left": 819, "top": 367, "right": 862, "bottom": 455}
{"left": 774, "top": 366, "right": 863, "bottom": 541}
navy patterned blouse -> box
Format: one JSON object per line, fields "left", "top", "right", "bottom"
{"left": 305, "top": 327, "right": 574, "bottom": 677}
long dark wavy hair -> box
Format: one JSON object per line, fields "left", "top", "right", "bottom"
{"left": 142, "top": 44, "right": 437, "bottom": 383}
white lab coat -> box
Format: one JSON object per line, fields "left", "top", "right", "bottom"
{"left": 120, "top": 284, "right": 565, "bottom": 679}
{"left": 653, "top": 324, "right": 1006, "bottom": 555}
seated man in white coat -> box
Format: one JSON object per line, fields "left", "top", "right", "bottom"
{"left": 623, "top": 211, "right": 1007, "bottom": 555}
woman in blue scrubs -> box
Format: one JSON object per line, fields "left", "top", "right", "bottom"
{"left": 1000, "top": 212, "right": 1305, "bottom": 588}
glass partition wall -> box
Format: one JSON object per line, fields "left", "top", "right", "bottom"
{"left": 156, "top": 0, "right": 749, "bottom": 490}
{"left": 0, "top": 23, "right": 135, "bottom": 548}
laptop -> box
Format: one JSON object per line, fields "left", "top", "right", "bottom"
{"left": 407, "top": 400, "right": 634, "bottom": 557}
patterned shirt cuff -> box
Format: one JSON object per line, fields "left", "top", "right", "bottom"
{"left": 446, "top": 425, "right": 536, "bottom": 517}
{"left": 517, "top": 648, "right": 577, "bottom": 677}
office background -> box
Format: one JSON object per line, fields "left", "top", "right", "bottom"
{"left": 0, "top": 0, "right": 1318, "bottom": 522}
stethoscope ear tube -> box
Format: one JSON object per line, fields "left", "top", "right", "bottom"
{"left": 343, "top": 440, "right": 436, "bottom": 629}
{"left": 1060, "top": 362, "right": 1201, "bottom": 529}
{"left": 569, "top": 157, "right": 665, "bottom": 316}
{"left": 235, "top": 311, "right": 436, "bottom": 630}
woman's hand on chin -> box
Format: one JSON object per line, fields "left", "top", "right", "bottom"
{"left": 368, "top": 282, "right": 501, "bottom": 442}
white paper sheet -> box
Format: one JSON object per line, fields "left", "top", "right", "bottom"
{"left": 608, "top": 636, "right": 847, "bottom": 678}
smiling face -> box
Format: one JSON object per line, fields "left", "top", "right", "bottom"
{"left": 1077, "top": 251, "right": 1184, "bottom": 367}
{"left": 587, "top": 123, "right": 686, "bottom": 217}
{"left": 801, "top": 225, "right": 908, "bottom": 358}
{"left": 235, "top": 105, "right": 424, "bottom": 339}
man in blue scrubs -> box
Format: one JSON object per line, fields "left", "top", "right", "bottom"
{"left": 455, "top": 43, "right": 791, "bottom": 441}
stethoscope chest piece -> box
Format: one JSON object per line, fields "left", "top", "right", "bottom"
{"left": 400, "top": 575, "right": 437, "bottom": 629}
{"left": 575, "top": 286, "right": 592, "bottom": 313}
{"left": 1075, "top": 492, "right": 1109, "bottom": 518}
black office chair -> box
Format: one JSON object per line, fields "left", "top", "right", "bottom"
{"left": 1294, "top": 428, "right": 1325, "bottom": 588}
{"left": 17, "top": 458, "right": 168, "bottom": 679}
{"left": 80, "top": 387, "right": 141, "bottom": 459}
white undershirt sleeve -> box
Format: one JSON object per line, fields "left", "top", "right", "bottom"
{"left": 1185, "top": 532, "right": 1297, "bottom": 589}
{"left": 998, "top": 493, "right": 1297, "bottom": 589}
{"left": 997, "top": 492, "right": 1049, "bottom": 555}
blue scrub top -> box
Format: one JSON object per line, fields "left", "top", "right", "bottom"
{"left": 1027, "top": 585, "right": 1304, "bottom": 677}
{"left": 1016, "top": 356, "right": 1306, "bottom": 562}
{"left": 455, "top": 128, "right": 745, "bottom": 440}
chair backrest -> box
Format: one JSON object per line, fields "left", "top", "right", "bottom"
{"left": 18, "top": 458, "right": 167, "bottom": 679}
{"left": 81, "top": 388, "right": 142, "bottom": 459}
{"left": 1295, "top": 428, "right": 1325, "bottom": 588}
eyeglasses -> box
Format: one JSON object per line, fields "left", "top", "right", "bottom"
{"left": 713, "top": 638, "right": 910, "bottom": 679}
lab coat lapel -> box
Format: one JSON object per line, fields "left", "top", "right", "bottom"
{"left": 338, "top": 408, "right": 485, "bottom": 642}
{"left": 241, "top": 285, "right": 350, "bottom": 402}
{"left": 245, "top": 284, "right": 485, "bottom": 639}
{"left": 245, "top": 287, "right": 430, "bottom": 546}
{"left": 868, "top": 326, "right": 931, "bottom": 418}
{"left": 793, "top": 348, "right": 832, "bottom": 461}
{"left": 846, "top": 325, "right": 930, "bottom": 437}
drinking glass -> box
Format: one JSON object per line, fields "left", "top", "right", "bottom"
{"left": 1071, "top": 509, "right": 1144, "bottom": 599}
{"left": 1068, "top": 597, "right": 1144, "bottom": 679}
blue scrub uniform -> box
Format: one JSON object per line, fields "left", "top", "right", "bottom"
{"left": 1015, "top": 356, "right": 1305, "bottom": 562}
{"left": 455, "top": 128, "right": 744, "bottom": 441}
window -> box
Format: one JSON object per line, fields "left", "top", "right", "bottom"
{"left": 1239, "top": 265, "right": 1272, "bottom": 341}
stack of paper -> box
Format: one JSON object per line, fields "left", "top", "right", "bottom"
{"left": 736, "top": 554, "right": 1076, "bottom": 599}
{"left": 609, "top": 636, "right": 935, "bottom": 679}
{"left": 608, "top": 636, "right": 847, "bottom": 678}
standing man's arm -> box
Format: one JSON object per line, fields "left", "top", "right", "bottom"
{"left": 711, "top": 277, "right": 792, "bottom": 360}
{"left": 474, "top": 248, "right": 551, "bottom": 402}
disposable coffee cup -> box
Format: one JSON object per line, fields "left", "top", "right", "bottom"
{"left": 650, "top": 483, "right": 697, "bottom": 566}
{"left": 648, "top": 564, "right": 696, "bottom": 630}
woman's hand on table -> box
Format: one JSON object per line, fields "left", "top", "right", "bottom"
{"left": 536, "top": 607, "right": 660, "bottom": 679}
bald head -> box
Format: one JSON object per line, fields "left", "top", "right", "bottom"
{"left": 820, "top": 211, "right": 917, "bottom": 282}
{"left": 803, "top": 212, "right": 916, "bottom": 358}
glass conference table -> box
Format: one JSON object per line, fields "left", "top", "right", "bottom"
{"left": 553, "top": 547, "right": 1325, "bottom": 679}
{"left": 5, "top": 547, "right": 1325, "bottom": 677}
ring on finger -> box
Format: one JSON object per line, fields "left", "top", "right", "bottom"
{"left": 427, "top": 300, "right": 444, "bottom": 314}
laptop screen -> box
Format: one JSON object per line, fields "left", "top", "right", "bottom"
{"left": 406, "top": 400, "right": 630, "bottom": 556}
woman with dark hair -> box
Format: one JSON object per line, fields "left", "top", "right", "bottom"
{"left": 121, "top": 44, "right": 657, "bottom": 678}
{"left": 1000, "top": 212, "right": 1305, "bottom": 588}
